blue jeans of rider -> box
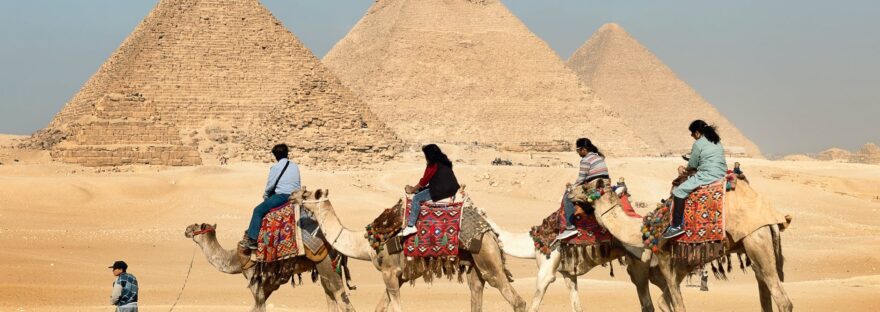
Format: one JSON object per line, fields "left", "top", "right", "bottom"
{"left": 246, "top": 193, "right": 290, "bottom": 240}
{"left": 562, "top": 189, "right": 577, "bottom": 228}
{"left": 408, "top": 189, "right": 432, "bottom": 227}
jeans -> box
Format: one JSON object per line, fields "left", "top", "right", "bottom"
{"left": 246, "top": 193, "right": 290, "bottom": 240}
{"left": 408, "top": 189, "right": 432, "bottom": 227}
{"left": 562, "top": 190, "right": 576, "bottom": 228}
{"left": 116, "top": 302, "right": 138, "bottom": 312}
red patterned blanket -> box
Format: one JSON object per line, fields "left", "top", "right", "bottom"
{"left": 402, "top": 198, "right": 462, "bottom": 258}
{"left": 256, "top": 202, "right": 300, "bottom": 262}
{"left": 530, "top": 203, "right": 613, "bottom": 256}
{"left": 641, "top": 180, "right": 726, "bottom": 265}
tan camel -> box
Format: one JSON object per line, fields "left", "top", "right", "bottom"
{"left": 485, "top": 214, "right": 672, "bottom": 312}
{"left": 297, "top": 188, "right": 527, "bottom": 312}
{"left": 573, "top": 181, "right": 793, "bottom": 312}
{"left": 184, "top": 223, "right": 355, "bottom": 312}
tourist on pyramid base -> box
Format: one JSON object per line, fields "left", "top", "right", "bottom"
{"left": 109, "top": 261, "right": 138, "bottom": 312}
{"left": 556, "top": 138, "right": 612, "bottom": 241}
{"left": 240, "top": 144, "right": 301, "bottom": 250}
{"left": 663, "top": 120, "right": 728, "bottom": 239}
{"left": 400, "top": 144, "right": 460, "bottom": 237}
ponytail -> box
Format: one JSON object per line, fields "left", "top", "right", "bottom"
{"left": 689, "top": 120, "right": 721, "bottom": 144}
{"left": 576, "top": 138, "right": 605, "bottom": 158}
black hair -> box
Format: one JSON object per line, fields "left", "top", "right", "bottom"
{"left": 575, "top": 138, "right": 604, "bottom": 158}
{"left": 422, "top": 144, "right": 453, "bottom": 168}
{"left": 271, "top": 144, "right": 289, "bottom": 160}
{"left": 689, "top": 120, "right": 721, "bottom": 144}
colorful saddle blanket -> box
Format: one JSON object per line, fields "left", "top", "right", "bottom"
{"left": 402, "top": 198, "right": 463, "bottom": 258}
{"left": 529, "top": 203, "right": 613, "bottom": 256}
{"left": 255, "top": 202, "right": 325, "bottom": 263}
{"left": 642, "top": 179, "right": 726, "bottom": 265}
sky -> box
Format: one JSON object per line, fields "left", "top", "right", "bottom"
{"left": 0, "top": 1, "right": 877, "bottom": 156}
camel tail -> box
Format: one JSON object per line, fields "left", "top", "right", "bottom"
{"left": 771, "top": 224, "right": 785, "bottom": 282}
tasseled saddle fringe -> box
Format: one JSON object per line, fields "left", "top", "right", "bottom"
{"left": 672, "top": 242, "right": 725, "bottom": 267}
{"left": 250, "top": 257, "right": 317, "bottom": 287}
{"left": 403, "top": 257, "right": 462, "bottom": 285}
{"left": 558, "top": 243, "right": 614, "bottom": 276}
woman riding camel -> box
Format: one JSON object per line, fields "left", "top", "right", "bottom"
{"left": 557, "top": 138, "right": 611, "bottom": 240}
{"left": 400, "top": 144, "right": 460, "bottom": 237}
{"left": 663, "top": 120, "right": 728, "bottom": 239}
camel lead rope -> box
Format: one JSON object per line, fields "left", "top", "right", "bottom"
{"left": 168, "top": 246, "right": 197, "bottom": 312}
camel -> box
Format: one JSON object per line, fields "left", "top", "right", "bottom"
{"left": 184, "top": 223, "right": 356, "bottom": 312}
{"left": 297, "top": 188, "right": 527, "bottom": 312}
{"left": 572, "top": 181, "right": 793, "bottom": 312}
{"left": 485, "top": 213, "right": 672, "bottom": 312}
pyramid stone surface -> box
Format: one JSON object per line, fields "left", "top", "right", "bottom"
{"left": 567, "top": 23, "right": 762, "bottom": 157}
{"left": 322, "top": 0, "right": 653, "bottom": 155}
{"left": 32, "top": 0, "right": 400, "bottom": 167}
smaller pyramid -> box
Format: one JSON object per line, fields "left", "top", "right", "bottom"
{"left": 852, "top": 143, "right": 880, "bottom": 164}
{"left": 567, "top": 23, "right": 762, "bottom": 157}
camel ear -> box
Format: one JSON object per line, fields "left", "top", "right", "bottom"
{"left": 315, "top": 189, "right": 324, "bottom": 200}
{"left": 301, "top": 189, "right": 313, "bottom": 199}
{"left": 212, "top": 224, "right": 217, "bottom": 230}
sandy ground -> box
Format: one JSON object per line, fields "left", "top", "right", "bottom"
{"left": 1, "top": 136, "right": 878, "bottom": 311}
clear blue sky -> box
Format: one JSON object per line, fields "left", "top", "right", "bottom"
{"left": 1, "top": 1, "right": 877, "bottom": 156}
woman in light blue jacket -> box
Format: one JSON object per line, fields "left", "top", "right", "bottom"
{"left": 663, "top": 120, "right": 728, "bottom": 239}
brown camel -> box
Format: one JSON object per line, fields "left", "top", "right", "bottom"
{"left": 297, "top": 188, "right": 527, "bottom": 312}
{"left": 572, "top": 181, "right": 793, "bottom": 312}
{"left": 184, "top": 223, "right": 356, "bottom": 312}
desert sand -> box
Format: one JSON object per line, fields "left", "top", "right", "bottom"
{"left": 1, "top": 136, "right": 878, "bottom": 311}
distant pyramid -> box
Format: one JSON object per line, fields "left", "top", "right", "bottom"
{"left": 567, "top": 23, "right": 762, "bottom": 157}
{"left": 30, "top": 0, "right": 400, "bottom": 167}
{"left": 323, "top": 0, "right": 653, "bottom": 155}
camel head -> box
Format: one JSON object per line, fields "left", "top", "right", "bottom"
{"left": 184, "top": 223, "right": 217, "bottom": 240}
{"left": 299, "top": 187, "right": 332, "bottom": 215}
{"left": 570, "top": 183, "right": 619, "bottom": 226}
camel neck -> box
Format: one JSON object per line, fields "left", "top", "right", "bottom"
{"left": 195, "top": 233, "right": 243, "bottom": 274}
{"left": 482, "top": 214, "right": 536, "bottom": 259}
{"left": 313, "top": 202, "right": 374, "bottom": 261}
{"left": 593, "top": 196, "right": 646, "bottom": 249}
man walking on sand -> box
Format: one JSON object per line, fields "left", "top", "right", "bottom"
{"left": 109, "top": 261, "right": 138, "bottom": 312}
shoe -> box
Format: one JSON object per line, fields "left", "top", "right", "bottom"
{"left": 239, "top": 238, "right": 258, "bottom": 250}
{"left": 398, "top": 226, "right": 418, "bottom": 237}
{"left": 555, "top": 227, "right": 578, "bottom": 241}
{"left": 614, "top": 186, "right": 627, "bottom": 196}
{"left": 662, "top": 226, "right": 685, "bottom": 239}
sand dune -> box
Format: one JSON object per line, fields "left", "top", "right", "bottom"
{"left": 1, "top": 144, "right": 878, "bottom": 311}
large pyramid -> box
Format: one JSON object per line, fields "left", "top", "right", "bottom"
{"left": 322, "top": 0, "right": 653, "bottom": 155}
{"left": 30, "top": 0, "right": 401, "bottom": 167}
{"left": 567, "top": 23, "right": 762, "bottom": 157}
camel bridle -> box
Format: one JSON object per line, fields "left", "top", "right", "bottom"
{"left": 302, "top": 197, "right": 345, "bottom": 247}
{"left": 191, "top": 227, "right": 215, "bottom": 236}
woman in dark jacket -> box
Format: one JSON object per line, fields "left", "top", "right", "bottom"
{"left": 400, "top": 144, "right": 460, "bottom": 237}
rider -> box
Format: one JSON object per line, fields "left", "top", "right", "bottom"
{"left": 663, "top": 120, "right": 727, "bottom": 239}
{"left": 556, "top": 138, "right": 610, "bottom": 240}
{"left": 400, "top": 144, "right": 460, "bottom": 237}
{"left": 240, "top": 144, "right": 301, "bottom": 249}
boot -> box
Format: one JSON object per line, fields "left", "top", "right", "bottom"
{"left": 662, "top": 196, "right": 686, "bottom": 239}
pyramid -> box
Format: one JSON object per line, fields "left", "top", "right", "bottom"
{"left": 30, "top": 0, "right": 401, "bottom": 167}
{"left": 567, "top": 23, "right": 762, "bottom": 157}
{"left": 322, "top": 0, "right": 653, "bottom": 155}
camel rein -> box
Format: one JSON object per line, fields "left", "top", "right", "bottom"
{"left": 167, "top": 246, "right": 197, "bottom": 312}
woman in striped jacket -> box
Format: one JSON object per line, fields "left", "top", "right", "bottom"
{"left": 556, "top": 138, "right": 611, "bottom": 240}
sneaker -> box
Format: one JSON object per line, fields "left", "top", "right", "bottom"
{"left": 398, "top": 226, "right": 418, "bottom": 237}
{"left": 662, "top": 226, "right": 685, "bottom": 239}
{"left": 614, "top": 186, "right": 627, "bottom": 196}
{"left": 239, "top": 238, "right": 258, "bottom": 250}
{"left": 555, "top": 227, "right": 578, "bottom": 241}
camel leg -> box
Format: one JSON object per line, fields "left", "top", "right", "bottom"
{"left": 248, "top": 281, "right": 279, "bottom": 312}
{"left": 647, "top": 267, "right": 672, "bottom": 312}
{"left": 743, "top": 228, "right": 793, "bottom": 312}
{"left": 756, "top": 276, "right": 773, "bottom": 312}
{"left": 374, "top": 291, "right": 390, "bottom": 312}
{"left": 528, "top": 250, "right": 561, "bottom": 312}
{"left": 626, "top": 258, "right": 656, "bottom": 312}
{"left": 468, "top": 267, "right": 487, "bottom": 312}
{"left": 560, "top": 271, "right": 584, "bottom": 312}
{"left": 657, "top": 254, "right": 686, "bottom": 312}
{"left": 473, "top": 236, "right": 527, "bottom": 312}
{"left": 316, "top": 258, "right": 354, "bottom": 312}
{"left": 380, "top": 267, "right": 404, "bottom": 312}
